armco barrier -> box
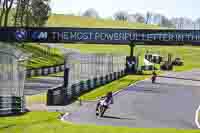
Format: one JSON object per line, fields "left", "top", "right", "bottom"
{"left": 86, "top": 80, "right": 90, "bottom": 90}
{"left": 47, "top": 85, "right": 68, "bottom": 106}
{"left": 66, "top": 70, "right": 127, "bottom": 99}
{"left": 80, "top": 82, "right": 84, "bottom": 93}
{"left": 26, "top": 64, "right": 64, "bottom": 78}
{"left": 71, "top": 84, "right": 76, "bottom": 98}
{"left": 0, "top": 96, "right": 25, "bottom": 116}
{"left": 47, "top": 70, "right": 127, "bottom": 105}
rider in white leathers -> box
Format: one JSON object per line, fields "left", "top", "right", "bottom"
{"left": 96, "top": 92, "right": 113, "bottom": 115}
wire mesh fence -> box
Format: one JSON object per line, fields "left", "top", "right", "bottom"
{"left": 0, "top": 43, "right": 28, "bottom": 115}
{"left": 64, "top": 52, "right": 127, "bottom": 99}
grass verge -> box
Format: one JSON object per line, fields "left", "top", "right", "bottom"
{"left": 18, "top": 43, "right": 64, "bottom": 69}
{"left": 0, "top": 112, "right": 198, "bottom": 133}
{"left": 80, "top": 75, "right": 150, "bottom": 101}
{"left": 48, "top": 72, "right": 64, "bottom": 77}
{"left": 25, "top": 93, "right": 46, "bottom": 105}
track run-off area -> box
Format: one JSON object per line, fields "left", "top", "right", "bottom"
{"left": 62, "top": 70, "right": 200, "bottom": 129}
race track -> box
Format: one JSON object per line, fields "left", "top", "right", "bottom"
{"left": 24, "top": 77, "right": 63, "bottom": 95}
{"left": 63, "top": 70, "right": 200, "bottom": 129}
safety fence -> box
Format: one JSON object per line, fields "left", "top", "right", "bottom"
{"left": 47, "top": 53, "right": 126, "bottom": 105}
{"left": 67, "top": 70, "right": 126, "bottom": 99}
{"left": 0, "top": 43, "right": 27, "bottom": 115}
{"left": 26, "top": 64, "right": 64, "bottom": 78}
{"left": 47, "top": 71, "right": 126, "bottom": 105}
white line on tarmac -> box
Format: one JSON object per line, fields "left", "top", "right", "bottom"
{"left": 195, "top": 105, "right": 200, "bottom": 128}
{"left": 61, "top": 112, "right": 69, "bottom": 121}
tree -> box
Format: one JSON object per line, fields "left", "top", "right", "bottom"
{"left": 160, "top": 15, "right": 174, "bottom": 28}
{"left": 4, "top": 0, "right": 14, "bottom": 26}
{"left": 113, "top": 11, "right": 128, "bottom": 21}
{"left": 195, "top": 18, "right": 200, "bottom": 29}
{"left": 171, "top": 17, "right": 193, "bottom": 29}
{"left": 13, "top": 0, "right": 51, "bottom": 27}
{"left": 31, "top": 0, "right": 51, "bottom": 26}
{"left": 127, "top": 14, "right": 135, "bottom": 22}
{"left": 195, "top": 18, "right": 200, "bottom": 24}
{"left": 128, "top": 13, "right": 145, "bottom": 23}
{"left": 82, "top": 8, "right": 99, "bottom": 18}
{"left": 0, "top": 0, "right": 15, "bottom": 27}
{"left": 151, "top": 13, "right": 162, "bottom": 25}
{"left": 171, "top": 17, "right": 181, "bottom": 29}
{"left": 134, "top": 13, "right": 145, "bottom": 23}
{"left": 0, "top": 0, "right": 6, "bottom": 26}
{"left": 145, "top": 11, "right": 152, "bottom": 24}
{"left": 14, "top": 0, "right": 30, "bottom": 26}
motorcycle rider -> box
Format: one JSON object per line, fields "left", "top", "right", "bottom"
{"left": 96, "top": 91, "right": 114, "bottom": 115}
{"left": 152, "top": 71, "right": 157, "bottom": 83}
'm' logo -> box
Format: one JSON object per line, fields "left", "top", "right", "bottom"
{"left": 32, "top": 32, "right": 48, "bottom": 40}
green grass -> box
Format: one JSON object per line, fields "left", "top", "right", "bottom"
{"left": 49, "top": 72, "right": 64, "bottom": 77}
{"left": 64, "top": 44, "right": 200, "bottom": 72}
{"left": 18, "top": 43, "right": 64, "bottom": 69}
{"left": 80, "top": 75, "right": 150, "bottom": 101}
{"left": 25, "top": 93, "right": 46, "bottom": 105}
{"left": 47, "top": 15, "right": 160, "bottom": 29}
{"left": 0, "top": 112, "right": 198, "bottom": 133}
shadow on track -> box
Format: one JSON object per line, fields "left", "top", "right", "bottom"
{"left": 102, "top": 115, "right": 136, "bottom": 120}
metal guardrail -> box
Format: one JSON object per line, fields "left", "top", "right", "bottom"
{"left": 26, "top": 64, "right": 64, "bottom": 78}
{"left": 47, "top": 70, "right": 126, "bottom": 106}
{"left": 0, "top": 96, "right": 25, "bottom": 116}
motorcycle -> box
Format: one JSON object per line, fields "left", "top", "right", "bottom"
{"left": 152, "top": 74, "right": 157, "bottom": 83}
{"left": 96, "top": 98, "right": 108, "bottom": 117}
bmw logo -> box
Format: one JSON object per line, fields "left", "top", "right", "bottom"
{"left": 15, "top": 29, "right": 27, "bottom": 41}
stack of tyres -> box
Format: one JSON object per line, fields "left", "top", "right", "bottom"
{"left": 0, "top": 96, "right": 24, "bottom": 116}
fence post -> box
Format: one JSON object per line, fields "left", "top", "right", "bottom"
{"left": 94, "top": 77, "right": 97, "bottom": 87}
{"left": 71, "top": 84, "right": 76, "bottom": 99}
{"left": 86, "top": 79, "right": 91, "bottom": 90}
{"left": 105, "top": 75, "right": 109, "bottom": 83}
{"left": 109, "top": 73, "right": 112, "bottom": 81}
{"left": 64, "top": 68, "right": 69, "bottom": 88}
{"left": 80, "top": 81, "right": 84, "bottom": 93}
{"left": 114, "top": 72, "right": 117, "bottom": 80}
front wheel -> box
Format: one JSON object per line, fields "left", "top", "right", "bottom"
{"left": 99, "top": 106, "right": 106, "bottom": 117}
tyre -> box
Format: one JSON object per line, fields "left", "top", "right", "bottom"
{"left": 100, "top": 106, "right": 105, "bottom": 117}
{"left": 98, "top": 105, "right": 106, "bottom": 117}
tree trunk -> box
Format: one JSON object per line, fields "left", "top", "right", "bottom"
{"left": 24, "top": 0, "right": 31, "bottom": 27}
{"left": 14, "top": 0, "right": 21, "bottom": 26}
{"left": 0, "top": 0, "right": 6, "bottom": 26}
{"left": 4, "top": 0, "right": 14, "bottom": 27}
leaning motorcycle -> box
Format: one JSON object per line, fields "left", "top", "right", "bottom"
{"left": 152, "top": 75, "right": 156, "bottom": 83}
{"left": 96, "top": 99, "right": 108, "bottom": 117}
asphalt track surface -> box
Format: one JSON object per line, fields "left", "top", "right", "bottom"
{"left": 63, "top": 70, "right": 200, "bottom": 129}
{"left": 24, "top": 77, "right": 63, "bottom": 95}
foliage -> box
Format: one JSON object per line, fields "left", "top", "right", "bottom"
{"left": 13, "top": 0, "right": 51, "bottom": 27}
{"left": 82, "top": 8, "right": 99, "bottom": 18}
{"left": 113, "top": 11, "right": 128, "bottom": 21}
